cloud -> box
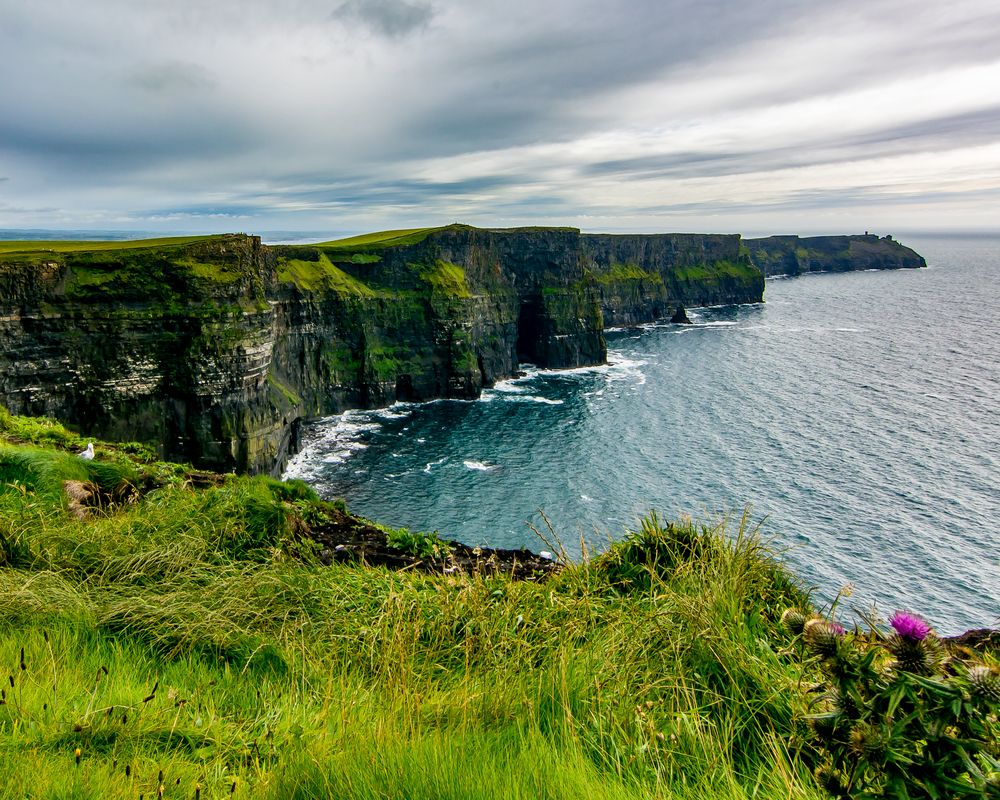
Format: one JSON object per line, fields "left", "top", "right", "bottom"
{"left": 1, "top": 0, "right": 999, "bottom": 234}
{"left": 127, "top": 61, "right": 214, "bottom": 94}
{"left": 331, "top": 0, "right": 434, "bottom": 37}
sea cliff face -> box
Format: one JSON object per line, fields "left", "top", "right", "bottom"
{"left": 0, "top": 225, "right": 765, "bottom": 474}
{"left": 582, "top": 233, "right": 762, "bottom": 326}
{"left": 745, "top": 234, "right": 926, "bottom": 277}
{"left": 2, "top": 226, "right": 921, "bottom": 474}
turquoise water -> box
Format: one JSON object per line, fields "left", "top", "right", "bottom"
{"left": 285, "top": 235, "right": 1000, "bottom": 634}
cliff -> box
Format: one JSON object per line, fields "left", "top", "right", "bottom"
{"left": 0, "top": 227, "right": 931, "bottom": 474}
{"left": 745, "top": 234, "right": 926, "bottom": 277}
{"left": 0, "top": 226, "right": 762, "bottom": 474}
{"left": 582, "top": 233, "right": 762, "bottom": 326}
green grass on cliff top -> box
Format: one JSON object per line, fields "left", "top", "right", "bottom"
{"left": 315, "top": 227, "right": 446, "bottom": 250}
{"left": 0, "top": 235, "right": 218, "bottom": 255}
{"left": 0, "top": 408, "right": 823, "bottom": 800}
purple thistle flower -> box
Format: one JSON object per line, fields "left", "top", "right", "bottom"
{"left": 830, "top": 622, "right": 846, "bottom": 635}
{"left": 889, "top": 611, "right": 930, "bottom": 641}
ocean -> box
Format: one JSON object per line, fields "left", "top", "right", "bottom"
{"left": 284, "top": 234, "right": 1000, "bottom": 634}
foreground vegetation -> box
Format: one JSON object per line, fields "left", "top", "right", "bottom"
{"left": 1, "top": 410, "right": 995, "bottom": 799}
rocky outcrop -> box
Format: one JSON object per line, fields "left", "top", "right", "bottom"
{"left": 746, "top": 234, "right": 926, "bottom": 277}
{"left": 670, "top": 305, "right": 692, "bottom": 324}
{"left": 0, "top": 225, "right": 771, "bottom": 474}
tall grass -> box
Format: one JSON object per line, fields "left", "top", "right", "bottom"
{"left": 0, "top": 424, "right": 824, "bottom": 799}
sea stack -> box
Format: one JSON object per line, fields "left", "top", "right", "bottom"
{"left": 670, "top": 304, "right": 692, "bottom": 324}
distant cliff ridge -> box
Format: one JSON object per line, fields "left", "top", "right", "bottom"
{"left": 745, "top": 233, "right": 926, "bottom": 277}
{"left": 0, "top": 226, "right": 922, "bottom": 474}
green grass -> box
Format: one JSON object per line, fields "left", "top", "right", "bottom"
{"left": 670, "top": 259, "right": 761, "bottom": 285}
{"left": 593, "top": 263, "right": 664, "bottom": 285}
{"left": 412, "top": 259, "right": 472, "bottom": 298}
{"left": 266, "top": 375, "right": 302, "bottom": 407}
{"left": 177, "top": 257, "right": 245, "bottom": 285}
{"left": 0, "top": 412, "right": 824, "bottom": 800}
{"left": 315, "top": 227, "right": 446, "bottom": 250}
{"left": 0, "top": 236, "right": 217, "bottom": 255}
{"left": 276, "top": 252, "right": 377, "bottom": 295}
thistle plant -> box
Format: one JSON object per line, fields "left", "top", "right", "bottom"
{"left": 782, "top": 608, "right": 1000, "bottom": 799}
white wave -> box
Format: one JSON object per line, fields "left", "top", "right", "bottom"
{"left": 282, "top": 409, "right": 382, "bottom": 479}
{"left": 464, "top": 460, "right": 499, "bottom": 472}
{"left": 498, "top": 394, "right": 564, "bottom": 405}
{"left": 604, "top": 352, "right": 648, "bottom": 385}
{"left": 321, "top": 440, "right": 368, "bottom": 464}
{"left": 372, "top": 406, "right": 412, "bottom": 420}
{"left": 489, "top": 374, "right": 533, "bottom": 393}
{"left": 525, "top": 395, "right": 563, "bottom": 405}
{"left": 423, "top": 456, "right": 448, "bottom": 474}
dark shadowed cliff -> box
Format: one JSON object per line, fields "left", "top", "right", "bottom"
{"left": 583, "top": 233, "right": 762, "bottom": 325}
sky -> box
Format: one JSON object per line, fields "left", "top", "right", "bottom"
{"left": 1, "top": 0, "right": 999, "bottom": 237}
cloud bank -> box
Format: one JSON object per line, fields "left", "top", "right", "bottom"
{"left": 1, "top": 0, "right": 998, "bottom": 234}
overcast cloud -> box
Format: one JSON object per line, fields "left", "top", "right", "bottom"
{"left": 1, "top": 0, "right": 998, "bottom": 235}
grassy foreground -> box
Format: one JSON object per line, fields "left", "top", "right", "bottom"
{"left": 0, "top": 410, "right": 823, "bottom": 799}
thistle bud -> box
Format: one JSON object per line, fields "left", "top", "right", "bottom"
{"left": 807, "top": 712, "right": 841, "bottom": 744}
{"left": 848, "top": 723, "right": 885, "bottom": 756}
{"left": 814, "top": 764, "right": 849, "bottom": 796}
{"left": 967, "top": 665, "right": 1000, "bottom": 703}
{"left": 781, "top": 608, "right": 808, "bottom": 635}
{"left": 829, "top": 687, "right": 861, "bottom": 720}
{"left": 887, "top": 633, "right": 944, "bottom": 676}
{"left": 804, "top": 619, "right": 845, "bottom": 657}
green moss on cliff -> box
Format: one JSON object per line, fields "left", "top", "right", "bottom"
{"left": 267, "top": 374, "right": 302, "bottom": 407}
{"left": 670, "top": 259, "right": 760, "bottom": 285}
{"left": 411, "top": 259, "right": 472, "bottom": 298}
{"left": 321, "top": 343, "right": 362, "bottom": 379}
{"left": 176, "top": 256, "right": 245, "bottom": 284}
{"left": 364, "top": 342, "right": 426, "bottom": 381}
{"left": 593, "top": 262, "right": 664, "bottom": 285}
{"left": 277, "top": 252, "right": 377, "bottom": 296}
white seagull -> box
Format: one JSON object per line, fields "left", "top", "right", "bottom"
{"left": 78, "top": 442, "right": 95, "bottom": 460}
